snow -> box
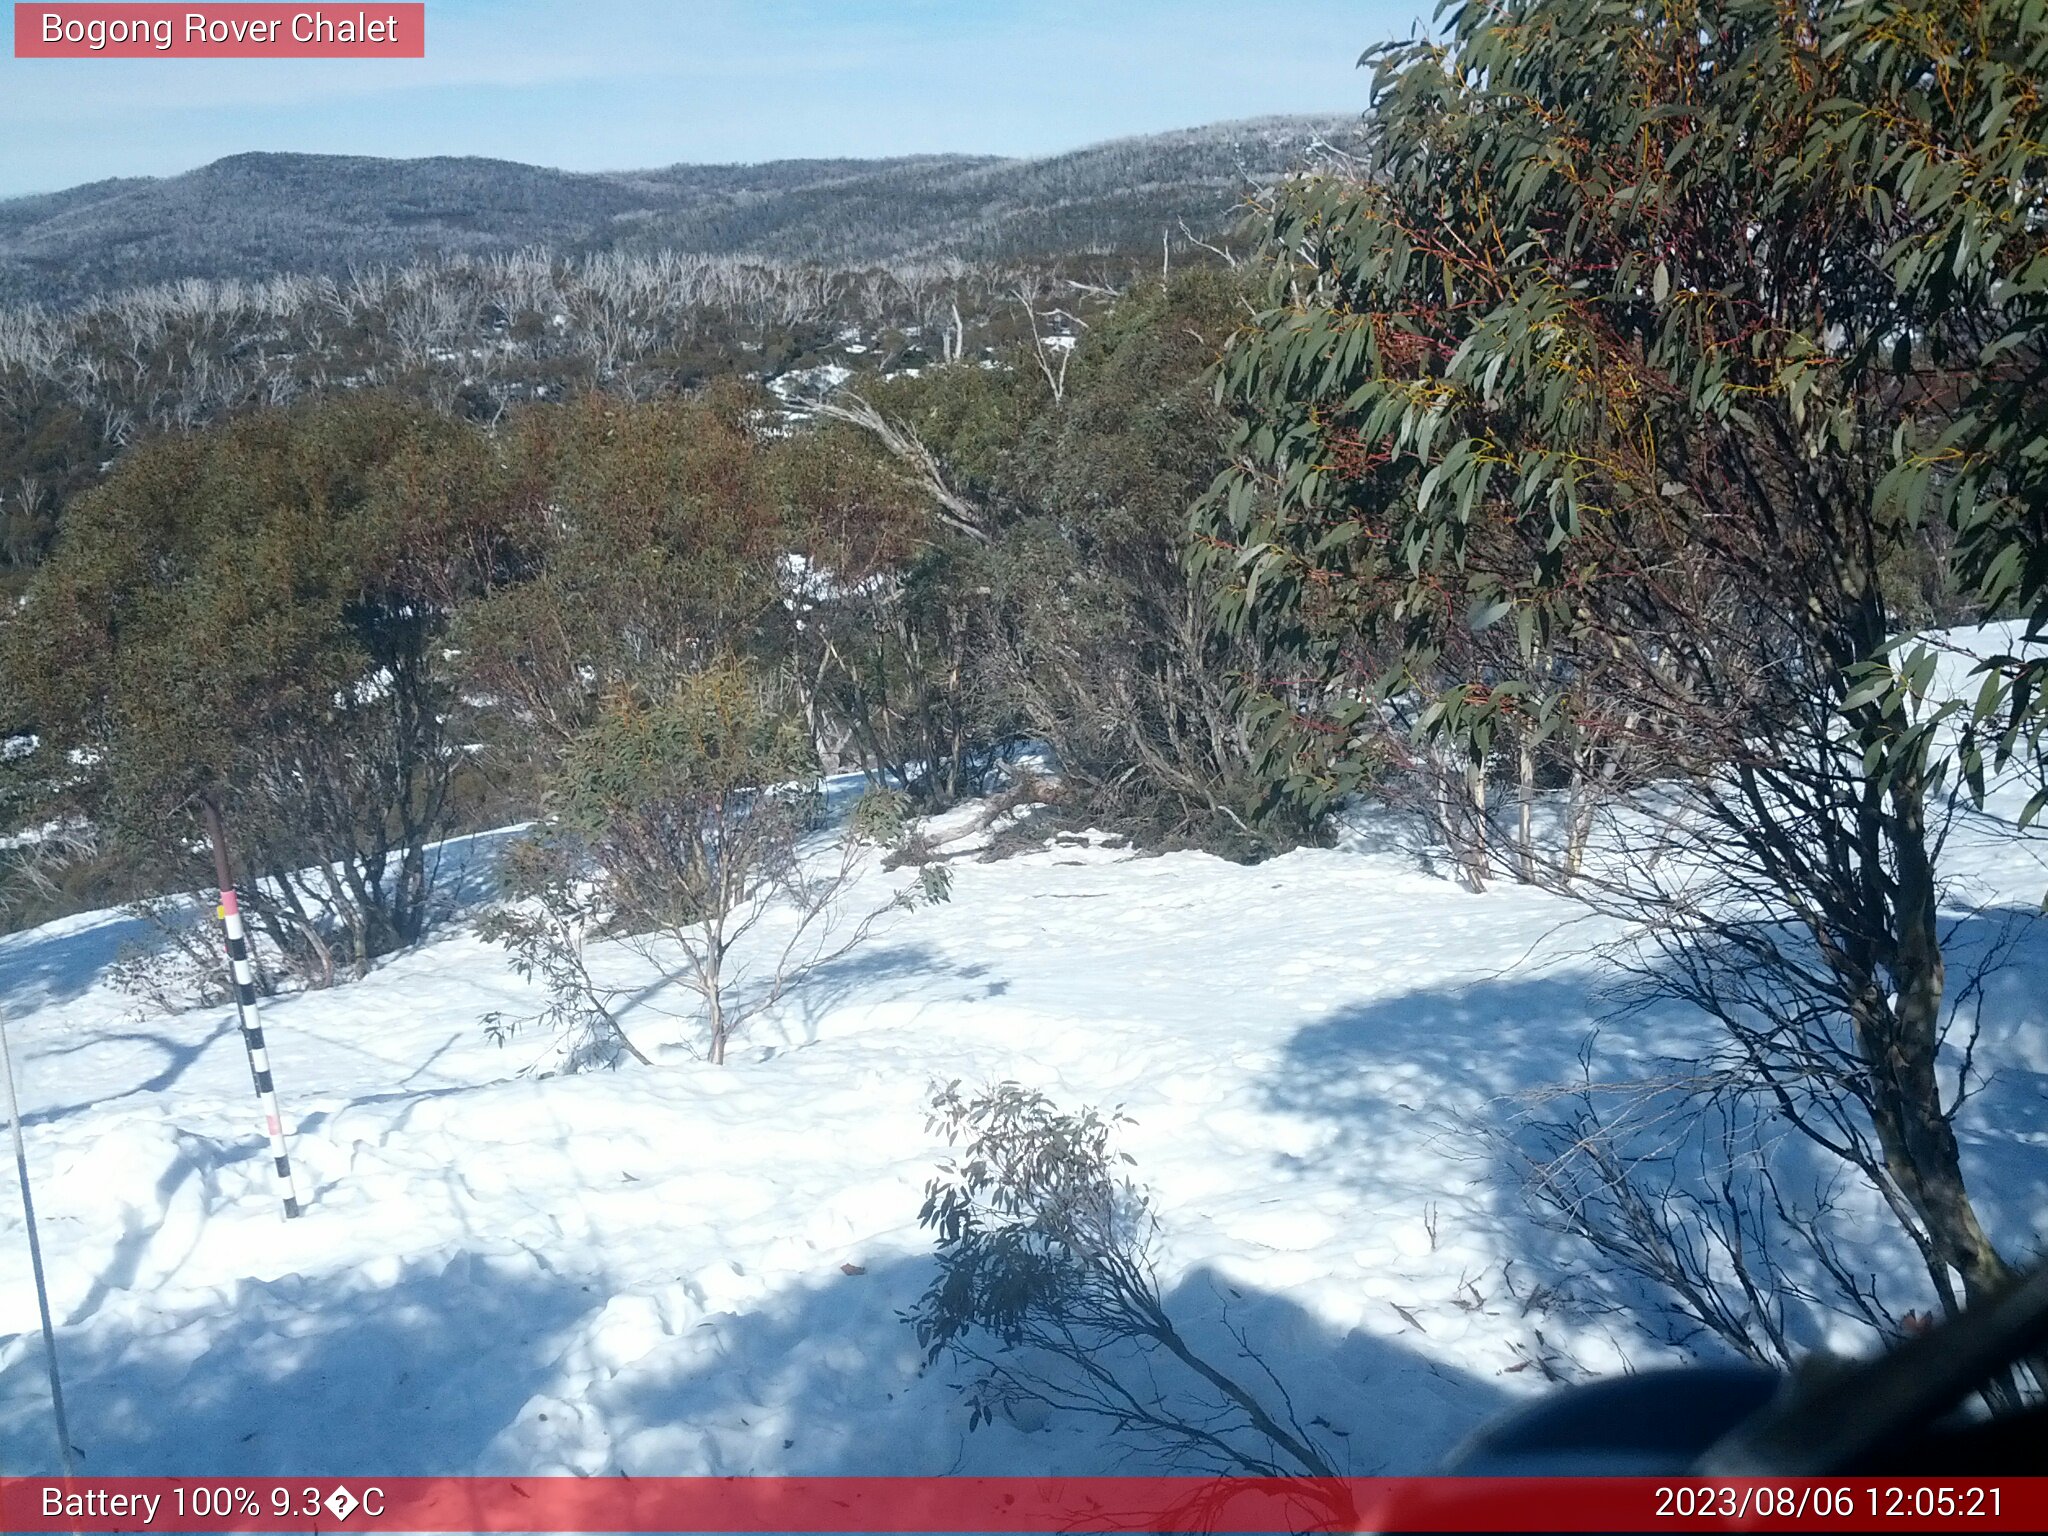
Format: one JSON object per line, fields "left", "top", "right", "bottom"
{"left": 0, "top": 819, "right": 86, "bottom": 853}
{"left": 767, "top": 364, "right": 853, "bottom": 405}
{"left": 777, "top": 551, "right": 888, "bottom": 611}
{"left": 1904, "top": 620, "right": 2048, "bottom": 801}
{"left": 335, "top": 668, "right": 395, "bottom": 709}
{"left": 1, "top": 641, "right": 2044, "bottom": 1479}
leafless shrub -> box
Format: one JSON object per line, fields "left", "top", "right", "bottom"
{"left": 1500, "top": 1071, "right": 1901, "bottom": 1370}
{"left": 483, "top": 673, "right": 950, "bottom": 1071}
{"left": 101, "top": 893, "right": 337, "bottom": 1014}
{"left": 107, "top": 897, "right": 239, "bottom": 1016}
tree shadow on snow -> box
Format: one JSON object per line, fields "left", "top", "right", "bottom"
{"left": 737, "top": 942, "right": 1001, "bottom": 1057}
{"left": 0, "top": 1251, "right": 610, "bottom": 1476}
{"left": 1260, "top": 904, "right": 2048, "bottom": 1359}
{"left": 586, "top": 1256, "right": 1505, "bottom": 1476}
{"left": 0, "top": 907, "right": 152, "bottom": 1013}
{"left": 0, "top": 1253, "right": 1503, "bottom": 1479}
{"left": 13, "top": 1017, "right": 240, "bottom": 1130}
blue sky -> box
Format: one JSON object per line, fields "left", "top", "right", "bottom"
{"left": 0, "top": 1, "right": 1428, "bottom": 197}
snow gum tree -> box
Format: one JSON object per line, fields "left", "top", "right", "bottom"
{"left": 499, "top": 662, "right": 946, "bottom": 1067}
{"left": 454, "top": 386, "right": 791, "bottom": 769}
{"left": 3, "top": 394, "right": 513, "bottom": 977}
{"left": 800, "top": 270, "right": 1323, "bottom": 853}
{"left": 1199, "top": 0, "right": 2047, "bottom": 1318}
{"left": 554, "top": 666, "right": 816, "bottom": 1066}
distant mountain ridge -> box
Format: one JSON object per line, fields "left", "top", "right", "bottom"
{"left": 0, "top": 115, "right": 1361, "bottom": 305}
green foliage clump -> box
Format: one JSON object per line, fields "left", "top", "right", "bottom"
{"left": 552, "top": 665, "right": 820, "bottom": 933}
{"left": 1199, "top": 0, "right": 2048, "bottom": 810}
{"left": 482, "top": 660, "right": 951, "bottom": 1069}
{"left": 836, "top": 268, "right": 1323, "bottom": 857}
{"left": 492, "top": 664, "right": 819, "bottom": 1066}
{"left": 455, "top": 385, "right": 792, "bottom": 781}
{"left": 1199, "top": 0, "right": 2048, "bottom": 1321}
{"left": 478, "top": 830, "right": 648, "bottom": 1073}
{"left": 985, "top": 269, "right": 1326, "bottom": 855}
{"left": 911, "top": 1079, "right": 1337, "bottom": 1475}
{"left": 3, "top": 393, "right": 513, "bottom": 968}
{"left": 848, "top": 785, "right": 914, "bottom": 849}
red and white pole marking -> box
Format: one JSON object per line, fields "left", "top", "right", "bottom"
{"left": 217, "top": 890, "right": 302, "bottom": 1219}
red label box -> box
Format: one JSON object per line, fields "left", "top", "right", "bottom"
{"left": 3, "top": 1476, "right": 2047, "bottom": 1533}
{"left": 13, "top": 4, "right": 425, "bottom": 57}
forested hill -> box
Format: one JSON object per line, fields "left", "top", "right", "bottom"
{"left": 0, "top": 115, "right": 1357, "bottom": 304}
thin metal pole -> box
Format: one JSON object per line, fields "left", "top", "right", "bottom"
{"left": 200, "top": 797, "right": 303, "bottom": 1219}
{"left": 0, "top": 1009, "right": 77, "bottom": 1477}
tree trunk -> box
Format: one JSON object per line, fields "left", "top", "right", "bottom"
{"left": 1466, "top": 756, "right": 1490, "bottom": 890}
{"left": 1859, "top": 768, "right": 2012, "bottom": 1308}
{"left": 704, "top": 945, "right": 727, "bottom": 1067}
{"left": 1565, "top": 739, "right": 1592, "bottom": 881}
{"left": 1517, "top": 732, "right": 1536, "bottom": 884}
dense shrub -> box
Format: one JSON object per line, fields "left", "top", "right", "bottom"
{"left": 3, "top": 394, "right": 515, "bottom": 971}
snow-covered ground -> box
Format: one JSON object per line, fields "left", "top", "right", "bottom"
{"left": 2, "top": 670, "right": 2045, "bottom": 1479}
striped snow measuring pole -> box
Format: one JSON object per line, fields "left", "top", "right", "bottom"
{"left": 1, "top": 1007, "right": 77, "bottom": 1478}
{"left": 201, "top": 798, "right": 303, "bottom": 1220}
{"left": 219, "top": 887, "right": 302, "bottom": 1218}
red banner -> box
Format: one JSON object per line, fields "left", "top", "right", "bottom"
{"left": 12, "top": 4, "right": 424, "bottom": 58}
{"left": 2, "top": 1476, "right": 2045, "bottom": 1532}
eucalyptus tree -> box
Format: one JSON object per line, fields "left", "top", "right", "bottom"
{"left": 1200, "top": 0, "right": 2047, "bottom": 1315}
{"left": 5, "top": 395, "right": 513, "bottom": 977}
